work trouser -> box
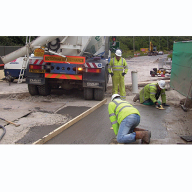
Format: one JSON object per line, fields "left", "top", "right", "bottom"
{"left": 142, "top": 99, "right": 161, "bottom": 105}
{"left": 117, "top": 114, "right": 140, "bottom": 144}
{"left": 112, "top": 72, "right": 126, "bottom": 100}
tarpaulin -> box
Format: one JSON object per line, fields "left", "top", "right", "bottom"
{"left": 170, "top": 41, "right": 192, "bottom": 98}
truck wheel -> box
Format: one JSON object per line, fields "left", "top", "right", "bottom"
{"left": 38, "top": 84, "right": 51, "bottom": 96}
{"left": 28, "top": 84, "right": 39, "bottom": 96}
{"left": 84, "top": 88, "right": 93, "bottom": 100}
{"left": 94, "top": 88, "right": 105, "bottom": 101}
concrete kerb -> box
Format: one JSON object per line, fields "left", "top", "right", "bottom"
{"left": 107, "top": 79, "right": 170, "bottom": 90}
{"left": 0, "top": 80, "right": 170, "bottom": 99}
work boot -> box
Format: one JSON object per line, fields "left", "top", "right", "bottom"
{"left": 110, "top": 137, "right": 118, "bottom": 144}
{"left": 135, "top": 131, "right": 151, "bottom": 144}
{"left": 133, "top": 94, "right": 140, "bottom": 102}
{"left": 141, "top": 131, "right": 151, "bottom": 144}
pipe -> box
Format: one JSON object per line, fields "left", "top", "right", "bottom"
{"left": 0, "top": 36, "right": 59, "bottom": 64}
{"left": 131, "top": 71, "right": 138, "bottom": 93}
{"left": 60, "top": 36, "right": 68, "bottom": 44}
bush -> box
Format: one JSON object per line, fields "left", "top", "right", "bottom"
{"left": 111, "top": 50, "right": 149, "bottom": 59}
{"left": 167, "top": 53, "right": 172, "bottom": 60}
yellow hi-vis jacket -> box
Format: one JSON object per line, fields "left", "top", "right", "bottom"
{"left": 108, "top": 57, "right": 128, "bottom": 74}
{"left": 108, "top": 99, "right": 140, "bottom": 135}
{"left": 139, "top": 83, "right": 166, "bottom": 104}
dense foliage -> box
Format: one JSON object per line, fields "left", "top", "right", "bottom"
{"left": 109, "top": 36, "right": 192, "bottom": 58}
{"left": 1, "top": 36, "right": 192, "bottom": 58}
{"left": 0, "top": 36, "right": 37, "bottom": 46}
{"left": 114, "top": 36, "right": 192, "bottom": 52}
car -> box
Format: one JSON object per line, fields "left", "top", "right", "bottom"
{"left": 158, "top": 51, "right": 164, "bottom": 55}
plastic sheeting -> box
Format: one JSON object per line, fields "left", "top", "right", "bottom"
{"left": 170, "top": 41, "right": 192, "bottom": 98}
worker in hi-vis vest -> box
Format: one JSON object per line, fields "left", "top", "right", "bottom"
{"left": 133, "top": 80, "right": 169, "bottom": 108}
{"left": 108, "top": 94, "right": 151, "bottom": 144}
{"left": 108, "top": 49, "right": 128, "bottom": 100}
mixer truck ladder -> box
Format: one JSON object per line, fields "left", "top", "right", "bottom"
{"left": 18, "top": 37, "right": 31, "bottom": 83}
{"left": 17, "top": 57, "right": 28, "bottom": 83}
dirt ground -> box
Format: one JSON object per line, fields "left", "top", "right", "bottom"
{"left": 108, "top": 54, "right": 171, "bottom": 86}
{"left": 0, "top": 54, "right": 192, "bottom": 144}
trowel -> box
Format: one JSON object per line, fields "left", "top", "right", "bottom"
{"left": 156, "top": 105, "right": 165, "bottom": 110}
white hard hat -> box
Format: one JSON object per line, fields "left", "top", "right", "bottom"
{"left": 158, "top": 80, "right": 165, "bottom": 89}
{"left": 111, "top": 94, "right": 121, "bottom": 101}
{"left": 115, "top": 49, "right": 122, "bottom": 57}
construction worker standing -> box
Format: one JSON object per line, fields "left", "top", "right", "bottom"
{"left": 108, "top": 49, "right": 128, "bottom": 100}
{"left": 108, "top": 94, "right": 151, "bottom": 144}
{"left": 133, "top": 80, "right": 169, "bottom": 108}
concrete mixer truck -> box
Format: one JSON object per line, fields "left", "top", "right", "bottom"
{"left": 0, "top": 36, "right": 110, "bottom": 101}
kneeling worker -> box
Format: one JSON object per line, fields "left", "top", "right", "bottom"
{"left": 133, "top": 80, "right": 169, "bottom": 108}
{"left": 108, "top": 94, "right": 151, "bottom": 144}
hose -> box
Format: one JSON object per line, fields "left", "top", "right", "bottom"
{"left": 0, "top": 125, "right": 6, "bottom": 141}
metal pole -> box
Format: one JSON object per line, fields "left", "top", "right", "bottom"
{"left": 131, "top": 71, "right": 138, "bottom": 93}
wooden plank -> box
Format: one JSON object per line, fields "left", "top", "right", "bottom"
{"left": 33, "top": 98, "right": 107, "bottom": 144}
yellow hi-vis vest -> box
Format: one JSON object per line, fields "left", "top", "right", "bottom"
{"left": 108, "top": 99, "right": 140, "bottom": 135}
{"left": 139, "top": 83, "right": 166, "bottom": 104}
{"left": 108, "top": 57, "right": 128, "bottom": 74}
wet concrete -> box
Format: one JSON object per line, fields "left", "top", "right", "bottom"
{"left": 7, "top": 99, "right": 169, "bottom": 144}
{"left": 135, "top": 105, "right": 168, "bottom": 139}
{"left": 16, "top": 124, "right": 62, "bottom": 144}
{"left": 57, "top": 106, "right": 90, "bottom": 119}
{"left": 15, "top": 106, "right": 91, "bottom": 144}
{"left": 45, "top": 104, "right": 113, "bottom": 144}
{"left": 45, "top": 103, "right": 168, "bottom": 144}
{"left": 46, "top": 104, "right": 170, "bottom": 144}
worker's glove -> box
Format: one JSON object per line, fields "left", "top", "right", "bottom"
{"left": 122, "top": 73, "right": 126, "bottom": 76}
{"left": 110, "top": 73, "right": 114, "bottom": 77}
{"left": 155, "top": 103, "right": 161, "bottom": 108}
{"left": 162, "top": 103, "right": 170, "bottom": 107}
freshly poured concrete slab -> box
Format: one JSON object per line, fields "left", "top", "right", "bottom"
{"left": 135, "top": 105, "right": 169, "bottom": 139}
{"left": 46, "top": 104, "right": 113, "bottom": 144}
{"left": 45, "top": 104, "right": 168, "bottom": 144}
{"left": 57, "top": 106, "right": 91, "bottom": 119}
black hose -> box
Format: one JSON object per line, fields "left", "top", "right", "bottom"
{"left": 0, "top": 125, "right": 6, "bottom": 141}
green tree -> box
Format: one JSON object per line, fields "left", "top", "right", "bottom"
{"left": 113, "top": 36, "right": 192, "bottom": 53}
{"left": 0, "top": 36, "right": 37, "bottom": 46}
